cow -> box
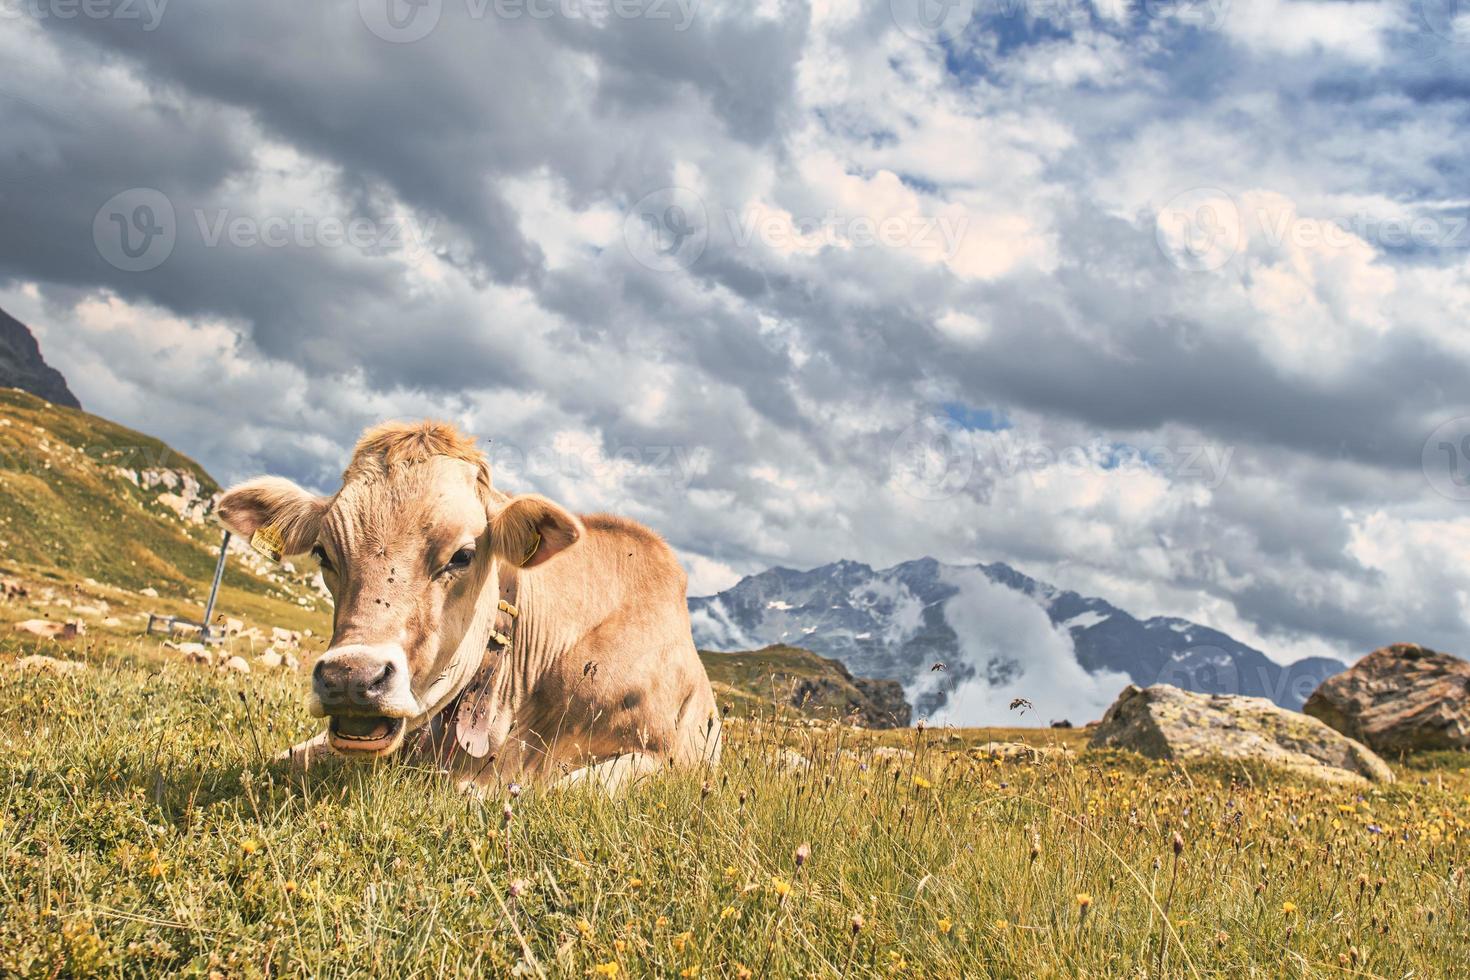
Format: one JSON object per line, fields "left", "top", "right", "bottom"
{"left": 216, "top": 420, "right": 721, "bottom": 792}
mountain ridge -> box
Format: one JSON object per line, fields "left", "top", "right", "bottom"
{"left": 689, "top": 556, "right": 1345, "bottom": 724}
{"left": 0, "top": 306, "right": 80, "bottom": 409}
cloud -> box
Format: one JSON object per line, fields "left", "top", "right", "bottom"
{"left": 2, "top": 0, "right": 1470, "bottom": 671}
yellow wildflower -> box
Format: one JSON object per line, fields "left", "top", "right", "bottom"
{"left": 592, "top": 963, "right": 619, "bottom": 977}
{"left": 1281, "top": 901, "right": 1297, "bottom": 914}
{"left": 239, "top": 839, "right": 260, "bottom": 856}
{"left": 1076, "top": 893, "right": 1093, "bottom": 909}
{"left": 771, "top": 877, "right": 792, "bottom": 899}
{"left": 937, "top": 916, "right": 953, "bottom": 934}
{"left": 577, "top": 918, "right": 594, "bottom": 938}
{"left": 913, "top": 775, "right": 932, "bottom": 790}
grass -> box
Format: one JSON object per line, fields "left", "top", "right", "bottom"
{"left": 3, "top": 629, "right": 1467, "bottom": 978}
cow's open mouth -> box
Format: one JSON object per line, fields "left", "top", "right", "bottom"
{"left": 327, "top": 715, "right": 405, "bottom": 754}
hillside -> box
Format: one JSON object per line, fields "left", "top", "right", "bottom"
{"left": 0, "top": 388, "right": 331, "bottom": 639}
{"left": 700, "top": 644, "right": 911, "bottom": 727}
{"left": 0, "top": 308, "right": 79, "bottom": 408}
{"left": 691, "top": 558, "right": 1345, "bottom": 721}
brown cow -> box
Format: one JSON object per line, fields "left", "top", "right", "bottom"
{"left": 216, "top": 421, "right": 720, "bottom": 791}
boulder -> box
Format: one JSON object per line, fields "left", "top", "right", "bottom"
{"left": 1090, "top": 684, "right": 1393, "bottom": 786}
{"left": 222, "top": 656, "right": 251, "bottom": 674}
{"left": 13, "top": 619, "right": 84, "bottom": 641}
{"left": 14, "top": 655, "right": 87, "bottom": 675}
{"left": 1303, "top": 643, "right": 1470, "bottom": 754}
{"left": 256, "top": 651, "right": 284, "bottom": 670}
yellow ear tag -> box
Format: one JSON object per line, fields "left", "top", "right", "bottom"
{"left": 250, "top": 523, "right": 285, "bottom": 563}
{"left": 516, "top": 530, "right": 541, "bottom": 567}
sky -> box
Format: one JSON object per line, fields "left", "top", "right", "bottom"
{"left": 2, "top": 0, "right": 1470, "bottom": 668}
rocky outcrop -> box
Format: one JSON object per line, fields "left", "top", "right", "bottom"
{"left": 1303, "top": 643, "right": 1470, "bottom": 755}
{"left": 851, "top": 676, "right": 912, "bottom": 728}
{"left": 1090, "top": 684, "right": 1394, "bottom": 785}
{"left": 0, "top": 307, "right": 80, "bottom": 409}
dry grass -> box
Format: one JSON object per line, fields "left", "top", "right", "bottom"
{"left": 2, "top": 628, "right": 1467, "bottom": 978}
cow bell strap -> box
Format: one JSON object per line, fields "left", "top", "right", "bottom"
{"left": 451, "top": 567, "right": 520, "bottom": 758}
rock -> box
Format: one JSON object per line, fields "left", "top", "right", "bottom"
{"left": 13, "top": 619, "right": 84, "bottom": 640}
{"left": 1089, "top": 684, "right": 1393, "bottom": 786}
{"left": 975, "top": 741, "right": 1075, "bottom": 763}
{"left": 221, "top": 617, "right": 245, "bottom": 636}
{"left": 222, "top": 656, "right": 251, "bottom": 674}
{"left": 271, "top": 627, "right": 301, "bottom": 647}
{"left": 1, "top": 577, "right": 28, "bottom": 599}
{"left": 102, "top": 617, "right": 122, "bottom": 627}
{"left": 870, "top": 746, "right": 914, "bottom": 762}
{"left": 1050, "top": 719, "right": 1073, "bottom": 729}
{"left": 14, "top": 655, "right": 87, "bottom": 675}
{"left": 283, "top": 652, "right": 301, "bottom": 671}
{"left": 256, "top": 651, "right": 284, "bottom": 670}
{"left": 140, "top": 587, "right": 159, "bottom": 598}
{"left": 1303, "top": 643, "right": 1470, "bottom": 755}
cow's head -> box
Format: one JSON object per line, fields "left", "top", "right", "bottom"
{"left": 217, "top": 421, "right": 581, "bottom": 757}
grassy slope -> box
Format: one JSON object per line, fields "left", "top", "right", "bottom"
{"left": 700, "top": 643, "right": 900, "bottom": 723}
{"left": 1, "top": 634, "right": 1465, "bottom": 977}
{"left": 0, "top": 388, "right": 331, "bottom": 638}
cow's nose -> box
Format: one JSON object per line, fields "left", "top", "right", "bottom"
{"left": 312, "top": 644, "right": 411, "bottom": 714}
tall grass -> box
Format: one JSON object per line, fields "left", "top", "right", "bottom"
{"left": 2, "top": 637, "right": 1467, "bottom": 977}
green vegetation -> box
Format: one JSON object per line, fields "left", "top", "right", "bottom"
{"left": 700, "top": 644, "right": 907, "bottom": 726}
{"left": 0, "top": 389, "right": 330, "bottom": 635}
{"left": 2, "top": 626, "right": 1466, "bottom": 977}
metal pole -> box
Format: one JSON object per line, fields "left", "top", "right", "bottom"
{"left": 202, "top": 530, "right": 231, "bottom": 631}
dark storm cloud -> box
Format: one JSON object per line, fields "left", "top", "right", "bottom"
{"left": 2, "top": 0, "right": 1469, "bottom": 665}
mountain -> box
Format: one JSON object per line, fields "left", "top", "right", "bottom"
{"left": 689, "top": 558, "right": 1345, "bottom": 724}
{"left": 0, "top": 307, "right": 80, "bottom": 409}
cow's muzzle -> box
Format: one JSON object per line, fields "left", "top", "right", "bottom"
{"left": 310, "top": 643, "right": 417, "bottom": 756}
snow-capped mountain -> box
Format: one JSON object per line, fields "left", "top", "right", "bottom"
{"left": 689, "top": 558, "right": 1345, "bottom": 725}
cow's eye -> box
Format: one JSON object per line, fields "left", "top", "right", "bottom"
{"left": 442, "top": 546, "right": 475, "bottom": 575}
{"left": 311, "top": 545, "right": 333, "bottom": 571}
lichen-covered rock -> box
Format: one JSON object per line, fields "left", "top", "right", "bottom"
{"left": 1303, "top": 643, "right": 1470, "bottom": 754}
{"left": 1090, "top": 684, "right": 1393, "bottom": 785}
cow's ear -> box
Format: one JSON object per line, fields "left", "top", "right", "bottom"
{"left": 491, "top": 494, "right": 582, "bottom": 569}
{"left": 216, "top": 477, "right": 328, "bottom": 557}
